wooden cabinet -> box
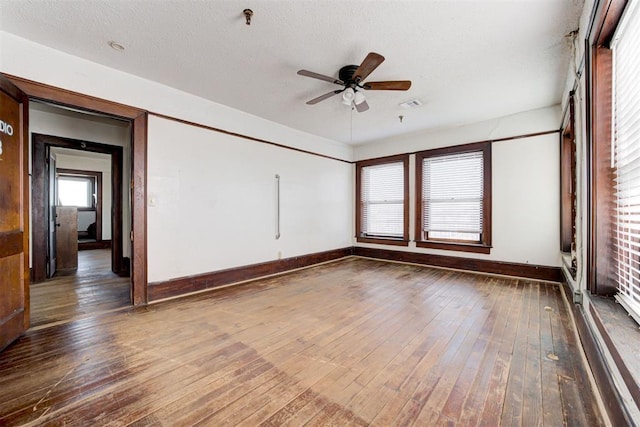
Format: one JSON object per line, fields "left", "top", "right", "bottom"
{"left": 55, "top": 206, "right": 78, "bottom": 272}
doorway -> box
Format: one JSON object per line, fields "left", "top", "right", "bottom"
{"left": 29, "top": 102, "right": 132, "bottom": 326}
{"left": 3, "top": 72, "right": 148, "bottom": 312}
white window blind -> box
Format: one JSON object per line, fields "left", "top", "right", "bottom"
{"left": 613, "top": 2, "right": 640, "bottom": 324}
{"left": 422, "top": 151, "right": 483, "bottom": 242}
{"left": 361, "top": 161, "right": 404, "bottom": 238}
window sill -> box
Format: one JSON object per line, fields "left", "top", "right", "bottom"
{"left": 415, "top": 240, "right": 491, "bottom": 254}
{"left": 589, "top": 296, "right": 640, "bottom": 409}
{"left": 357, "top": 237, "right": 409, "bottom": 247}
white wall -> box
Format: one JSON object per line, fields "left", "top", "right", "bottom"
{"left": 147, "top": 115, "right": 353, "bottom": 282}
{"left": 354, "top": 106, "right": 562, "bottom": 267}
{"left": 77, "top": 211, "right": 96, "bottom": 233}
{"left": 0, "top": 32, "right": 352, "bottom": 163}
{"left": 53, "top": 150, "right": 113, "bottom": 239}
{"left": 2, "top": 29, "right": 561, "bottom": 279}
{"left": 1, "top": 33, "right": 354, "bottom": 283}
{"left": 29, "top": 106, "right": 130, "bottom": 255}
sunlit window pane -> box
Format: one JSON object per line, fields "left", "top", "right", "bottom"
{"left": 58, "top": 177, "right": 92, "bottom": 207}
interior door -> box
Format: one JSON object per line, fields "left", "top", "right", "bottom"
{"left": 55, "top": 206, "right": 78, "bottom": 273}
{"left": 0, "top": 75, "right": 29, "bottom": 351}
{"left": 47, "top": 149, "right": 57, "bottom": 277}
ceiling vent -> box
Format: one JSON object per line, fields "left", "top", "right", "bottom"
{"left": 399, "top": 99, "right": 423, "bottom": 109}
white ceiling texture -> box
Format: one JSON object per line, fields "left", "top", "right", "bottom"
{"left": 0, "top": 0, "right": 583, "bottom": 145}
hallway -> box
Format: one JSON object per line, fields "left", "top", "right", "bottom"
{"left": 29, "top": 249, "right": 130, "bottom": 328}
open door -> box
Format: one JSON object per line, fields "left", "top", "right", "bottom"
{"left": 54, "top": 206, "right": 78, "bottom": 273}
{"left": 47, "top": 149, "right": 57, "bottom": 277}
{"left": 0, "top": 76, "right": 29, "bottom": 351}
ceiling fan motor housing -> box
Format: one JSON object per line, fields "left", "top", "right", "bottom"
{"left": 339, "top": 65, "right": 360, "bottom": 86}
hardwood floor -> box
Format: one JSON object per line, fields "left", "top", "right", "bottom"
{"left": 3, "top": 258, "right": 603, "bottom": 426}
{"left": 29, "top": 249, "right": 130, "bottom": 328}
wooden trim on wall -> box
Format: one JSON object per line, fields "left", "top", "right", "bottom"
{"left": 148, "top": 247, "right": 353, "bottom": 302}
{"left": 149, "top": 112, "right": 352, "bottom": 165}
{"left": 561, "top": 282, "right": 632, "bottom": 425}
{"left": 593, "top": 0, "right": 629, "bottom": 47}
{"left": 131, "top": 113, "right": 148, "bottom": 305}
{"left": 589, "top": 45, "right": 617, "bottom": 296}
{"left": 30, "top": 138, "right": 47, "bottom": 283}
{"left": 78, "top": 240, "right": 111, "bottom": 251}
{"left": 586, "top": 0, "right": 629, "bottom": 296}
{"left": 3, "top": 74, "right": 144, "bottom": 119}
{"left": 560, "top": 92, "right": 576, "bottom": 253}
{"left": 356, "top": 130, "right": 560, "bottom": 163}
{"left": 353, "top": 247, "right": 563, "bottom": 282}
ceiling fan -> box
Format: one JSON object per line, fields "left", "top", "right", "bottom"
{"left": 297, "top": 52, "right": 411, "bottom": 113}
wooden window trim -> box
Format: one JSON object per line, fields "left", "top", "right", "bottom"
{"left": 415, "top": 141, "right": 492, "bottom": 253}
{"left": 57, "top": 168, "right": 103, "bottom": 241}
{"left": 57, "top": 171, "right": 98, "bottom": 210}
{"left": 587, "top": 0, "right": 629, "bottom": 295}
{"left": 560, "top": 92, "right": 577, "bottom": 254}
{"left": 355, "top": 154, "right": 410, "bottom": 246}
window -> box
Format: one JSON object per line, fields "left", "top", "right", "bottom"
{"left": 356, "top": 155, "right": 409, "bottom": 245}
{"left": 612, "top": 1, "right": 640, "bottom": 322}
{"left": 416, "top": 142, "right": 491, "bottom": 253}
{"left": 58, "top": 175, "right": 95, "bottom": 208}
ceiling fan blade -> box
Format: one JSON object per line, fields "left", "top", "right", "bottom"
{"left": 353, "top": 52, "right": 385, "bottom": 83}
{"left": 306, "top": 90, "right": 343, "bottom": 105}
{"left": 355, "top": 99, "right": 369, "bottom": 113}
{"left": 363, "top": 81, "right": 412, "bottom": 91}
{"left": 297, "top": 70, "right": 344, "bottom": 85}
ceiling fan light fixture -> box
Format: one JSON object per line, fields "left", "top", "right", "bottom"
{"left": 298, "top": 52, "right": 411, "bottom": 112}
{"left": 342, "top": 88, "right": 355, "bottom": 106}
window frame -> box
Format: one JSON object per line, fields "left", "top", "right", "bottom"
{"left": 587, "top": 0, "right": 629, "bottom": 296}
{"left": 355, "top": 154, "right": 410, "bottom": 246}
{"left": 57, "top": 168, "right": 103, "bottom": 242}
{"left": 415, "top": 141, "right": 492, "bottom": 254}
{"left": 560, "top": 92, "right": 577, "bottom": 255}
{"left": 57, "top": 173, "right": 96, "bottom": 210}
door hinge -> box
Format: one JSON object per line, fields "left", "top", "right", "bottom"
{"left": 130, "top": 231, "right": 134, "bottom": 241}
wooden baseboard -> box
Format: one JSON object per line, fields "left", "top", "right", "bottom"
{"left": 149, "top": 246, "right": 561, "bottom": 302}
{"left": 78, "top": 240, "right": 111, "bottom": 251}
{"left": 353, "top": 246, "right": 563, "bottom": 282}
{"left": 148, "top": 247, "right": 353, "bottom": 302}
{"left": 561, "top": 282, "right": 632, "bottom": 426}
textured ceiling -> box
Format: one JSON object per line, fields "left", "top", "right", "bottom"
{"left": 0, "top": 0, "right": 583, "bottom": 145}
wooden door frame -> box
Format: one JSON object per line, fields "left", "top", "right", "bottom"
{"left": 3, "top": 73, "right": 148, "bottom": 306}
{"left": 32, "top": 134, "right": 124, "bottom": 279}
